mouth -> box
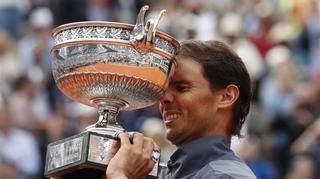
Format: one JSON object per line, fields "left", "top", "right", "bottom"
{"left": 163, "top": 111, "right": 181, "bottom": 124}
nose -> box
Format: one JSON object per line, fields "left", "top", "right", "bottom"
{"left": 160, "top": 89, "right": 174, "bottom": 104}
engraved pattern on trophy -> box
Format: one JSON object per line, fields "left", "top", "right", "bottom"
{"left": 53, "top": 26, "right": 177, "bottom": 57}
{"left": 54, "top": 26, "right": 132, "bottom": 44}
{"left": 87, "top": 135, "right": 114, "bottom": 164}
{"left": 52, "top": 44, "right": 171, "bottom": 110}
{"left": 47, "top": 137, "right": 83, "bottom": 171}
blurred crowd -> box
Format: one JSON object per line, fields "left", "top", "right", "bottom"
{"left": 0, "top": 0, "right": 319, "bottom": 178}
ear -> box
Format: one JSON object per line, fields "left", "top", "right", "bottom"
{"left": 217, "top": 84, "right": 239, "bottom": 109}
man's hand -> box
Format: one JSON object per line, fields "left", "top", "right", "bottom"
{"left": 106, "top": 132, "right": 159, "bottom": 179}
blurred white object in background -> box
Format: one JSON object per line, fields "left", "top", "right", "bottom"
{"left": 265, "top": 45, "right": 291, "bottom": 68}
{"left": 219, "top": 12, "right": 242, "bottom": 37}
{"left": 141, "top": 117, "right": 176, "bottom": 163}
{"left": 268, "top": 22, "right": 295, "bottom": 45}
{"left": 29, "top": 7, "right": 53, "bottom": 28}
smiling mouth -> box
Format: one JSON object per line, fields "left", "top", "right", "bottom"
{"left": 163, "top": 113, "right": 180, "bottom": 123}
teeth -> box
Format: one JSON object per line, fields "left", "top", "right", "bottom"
{"left": 166, "top": 114, "right": 179, "bottom": 121}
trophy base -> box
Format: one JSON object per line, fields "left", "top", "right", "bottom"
{"left": 59, "top": 168, "right": 105, "bottom": 179}
{"left": 44, "top": 131, "right": 159, "bottom": 179}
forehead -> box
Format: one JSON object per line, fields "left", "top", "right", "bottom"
{"left": 171, "top": 55, "right": 205, "bottom": 80}
{"left": 176, "top": 55, "right": 202, "bottom": 70}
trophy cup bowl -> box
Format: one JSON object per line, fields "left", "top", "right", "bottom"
{"left": 44, "top": 5, "right": 179, "bottom": 178}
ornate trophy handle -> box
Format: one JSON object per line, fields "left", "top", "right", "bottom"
{"left": 130, "top": 5, "right": 166, "bottom": 53}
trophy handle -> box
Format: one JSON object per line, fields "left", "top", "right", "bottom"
{"left": 148, "top": 9, "right": 166, "bottom": 44}
{"left": 130, "top": 6, "right": 166, "bottom": 53}
{"left": 130, "top": 5, "right": 149, "bottom": 41}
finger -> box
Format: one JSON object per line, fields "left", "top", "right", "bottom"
{"left": 117, "top": 132, "right": 131, "bottom": 146}
{"left": 143, "top": 137, "right": 154, "bottom": 157}
{"left": 111, "top": 139, "right": 121, "bottom": 149}
{"left": 109, "top": 140, "right": 120, "bottom": 155}
{"left": 132, "top": 132, "right": 144, "bottom": 149}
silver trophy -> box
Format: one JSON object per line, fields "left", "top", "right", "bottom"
{"left": 44, "top": 5, "right": 179, "bottom": 178}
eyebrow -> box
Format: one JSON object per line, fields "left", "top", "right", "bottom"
{"left": 169, "top": 80, "right": 190, "bottom": 86}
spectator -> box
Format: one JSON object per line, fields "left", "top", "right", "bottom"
{"left": 0, "top": 106, "right": 41, "bottom": 179}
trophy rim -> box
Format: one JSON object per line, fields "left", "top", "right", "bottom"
{"left": 51, "top": 21, "right": 180, "bottom": 50}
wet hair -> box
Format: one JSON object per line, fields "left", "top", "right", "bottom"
{"left": 177, "top": 40, "right": 252, "bottom": 136}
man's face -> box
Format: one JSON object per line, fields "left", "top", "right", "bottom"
{"left": 159, "top": 56, "right": 221, "bottom": 146}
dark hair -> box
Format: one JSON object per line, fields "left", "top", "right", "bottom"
{"left": 177, "top": 40, "right": 252, "bottom": 136}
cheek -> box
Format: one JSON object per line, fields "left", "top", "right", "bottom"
{"left": 177, "top": 96, "right": 193, "bottom": 114}
{"left": 190, "top": 96, "right": 216, "bottom": 119}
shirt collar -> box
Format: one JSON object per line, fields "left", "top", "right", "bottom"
{"left": 167, "top": 135, "right": 232, "bottom": 177}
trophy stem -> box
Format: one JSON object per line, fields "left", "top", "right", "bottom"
{"left": 85, "top": 98, "right": 127, "bottom": 135}
{"left": 97, "top": 108, "right": 117, "bottom": 127}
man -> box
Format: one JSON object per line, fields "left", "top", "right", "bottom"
{"left": 106, "top": 40, "right": 256, "bottom": 178}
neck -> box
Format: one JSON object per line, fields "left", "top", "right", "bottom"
{"left": 208, "top": 109, "right": 232, "bottom": 138}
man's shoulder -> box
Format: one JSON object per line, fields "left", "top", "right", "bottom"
{"left": 196, "top": 158, "right": 257, "bottom": 179}
{"left": 159, "top": 158, "right": 257, "bottom": 179}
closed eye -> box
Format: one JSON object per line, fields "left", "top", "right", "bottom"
{"left": 170, "top": 80, "right": 192, "bottom": 92}
{"left": 175, "top": 84, "right": 190, "bottom": 92}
